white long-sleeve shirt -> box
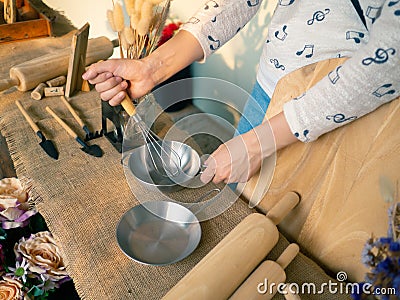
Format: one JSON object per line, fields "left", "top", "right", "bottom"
{"left": 181, "top": 0, "right": 400, "bottom": 142}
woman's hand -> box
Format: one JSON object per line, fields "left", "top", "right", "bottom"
{"left": 200, "top": 112, "right": 298, "bottom": 184}
{"left": 82, "top": 58, "right": 156, "bottom": 105}
{"left": 200, "top": 122, "right": 276, "bottom": 184}
{"left": 82, "top": 30, "right": 204, "bottom": 106}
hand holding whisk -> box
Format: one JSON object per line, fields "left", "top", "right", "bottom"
{"left": 121, "top": 95, "right": 183, "bottom": 178}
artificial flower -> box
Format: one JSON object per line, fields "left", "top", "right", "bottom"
{"left": 7, "top": 258, "right": 30, "bottom": 283}
{"left": 0, "top": 245, "right": 5, "bottom": 276}
{"left": 0, "top": 276, "right": 29, "bottom": 300}
{"left": 14, "top": 232, "right": 69, "bottom": 282}
{"left": 0, "top": 178, "right": 28, "bottom": 204}
{"left": 0, "top": 178, "right": 36, "bottom": 230}
{"left": 157, "top": 19, "right": 182, "bottom": 47}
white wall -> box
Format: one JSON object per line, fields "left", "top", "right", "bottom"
{"left": 43, "top": 0, "right": 276, "bottom": 123}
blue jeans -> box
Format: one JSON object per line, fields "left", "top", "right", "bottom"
{"left": 236, "top": 81, "right": 271, "bottom": 135}
{"left": 230, "top": 81, "right": 270, "bottom": 190}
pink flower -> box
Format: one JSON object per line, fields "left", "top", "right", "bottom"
{"left": 14, "top": 232, "right": 69, "bottom": 283}
{"left": 0, "top": 178, "right": 36, "bottom": 229}
{"left": 0, "top": 276, "right": 29, "bottom": 300}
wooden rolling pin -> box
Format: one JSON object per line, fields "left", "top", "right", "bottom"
{"left": 162, "top": 192, "right": 300, "bottom": 300}
{"left": 0, "top": 36, "right": 114, "bottom": 92}
{"left": 230, "top": 243, "right": 300, "bottom": 300}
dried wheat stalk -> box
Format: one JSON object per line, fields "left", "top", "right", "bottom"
{"left": 109, "top": 0, "right": 171, "bottom": 59}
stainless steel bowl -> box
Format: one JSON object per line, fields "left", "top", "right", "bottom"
{"left": 124, "top": 141, "right": 201, "bottom": 193}
{"left": 116, "top": 200, "right": 202, "bottom": 266}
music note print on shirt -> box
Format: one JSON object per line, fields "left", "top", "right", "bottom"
{"left": 274, "top": 25, "right": 288, "bottom": 41}
{"left": 270, "top": 58, "right": 285, "bottom": 70}
{"left": 296, "top": 44, "right": 314, "bottom": 58}
{"left": 247, "top": 0, "right": 259, "bottom": 7}
{"left": 307, "top": 8, "right": 330, "bottom": 25}
{"left": 204, "top": 0, "right": 219, "bottom": 10}
{"left": 326, "top": 114, "right": 357, "bottom": 123}
{"left": 372, "top": 84, "right": 396, "bottom": 97}
{"left": 362, "top": 48, "right": 396, "bottom": 65}
{"left": 294, "top": 130, "right": 310, "bottom": 142}
{"left": 208, "top": 35, "right": 221, "bottom": 51}
{"left": 366, "top": 6, "right": 382, "bottom": 23}
{"left": 279, "top": 0, "right": 295, "bottom": 6}
{"left": 293, "top": 93, "right": 306, "bottom": 100}
{"left": 328, "top": 66, "right": 342, "bottom": 84}
{"left": 388, "top": 0, "right": 400, "bottom": 15}
{"left": 345, "top": 31, "right": 365, "bottom": 44}
{"left": 186, "top": 17, "right": 200, "bottom": 24}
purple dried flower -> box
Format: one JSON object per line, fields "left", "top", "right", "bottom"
{"left": 0, "top": 178, "right": 36, "bottom": 229}
{"left": 379, "top": 237, "right": 393, "bottom": 244}
{"left": 361, "top": 242, "right": 374, "bottom": 266}
{"left": 389, "top": 241, "right": 400, "bottom": 252}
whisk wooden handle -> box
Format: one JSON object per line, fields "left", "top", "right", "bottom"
{"left": 121, "top": 95, "right": 136, "bottom": 116}
{"left": 45, "top": 106, "right": 78, "bottom": 139}
{"left": 60, "top": 96, "right": 85, "bottom": 127}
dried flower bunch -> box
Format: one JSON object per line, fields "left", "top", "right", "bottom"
{"left": 357, "top": 202, "right": 400, "bottom": 300}
{"left": 352, "top": 179, "right": 400, "bottom": 300}
{"left": 108, "top": 0, "right": 172, "bottom": 59}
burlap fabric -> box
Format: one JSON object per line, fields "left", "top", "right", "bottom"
{"left": 0, "top": 86, "right": 351, "bottom": 299}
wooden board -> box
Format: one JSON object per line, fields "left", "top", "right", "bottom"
{"left": 65, "top": 22, "right": 90, "bottom": 98}
{"left": 0, "top": 17, "right": 49, "bottom": 42}
{"left": 240, "top": 57, "right": 400, "bottom": 281}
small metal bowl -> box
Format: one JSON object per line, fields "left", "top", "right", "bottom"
{"left": 116, "top": 201, "right": 202, "bottom": 266}
{"left": 123, "top": 141, "right": 201, "bottom": 193}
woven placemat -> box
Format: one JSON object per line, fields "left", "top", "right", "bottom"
{"left": 0, "top": 88, "right": 253, "bottom": 299}
{"left": 0, "top": 87, "right": 350, "bottom": 299}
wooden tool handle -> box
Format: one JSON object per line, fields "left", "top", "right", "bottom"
{"left": 121, "top": 95, "right": 136, "bottom": 116}
{"left": 0, "top": 78, "right": 19, "bottom": 91}
{"left": 266, "top": 192, "right": 300, "bottom": 225}
{"left": 15, "top": 100, "right": 40, "bottom": 133}
{"left": 60, "top": 96, "right": 85, "bottom": 127}
{"left": 276, "top": 243, "right": 300, "bottom": 269}
{"left": 45, "top": 106, "right": 78, "bottom": 139}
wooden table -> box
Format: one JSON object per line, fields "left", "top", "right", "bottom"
{"left": 0, "top": 133, "right": 15, "bottom": 179}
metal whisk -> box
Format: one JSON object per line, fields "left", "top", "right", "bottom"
{"left": 122, "top": 97, "right": 182, "bottom": 177}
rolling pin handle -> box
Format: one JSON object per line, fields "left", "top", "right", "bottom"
{"left": 283, "top": 286, "right": 302, "bottom": 300}
{"left": 276, "top": 243, "right": 300, "bottom": 270}
{"left": 266, "top": 192, "right": 300, "bottom": 225}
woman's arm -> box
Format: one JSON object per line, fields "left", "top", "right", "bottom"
{"left": 283, "top": 1, "right": 400, "bottom": 143}
{"left": 200, "top": 111, "right": 297, "bottom": 184}
{"left": 83, "top": 0, "right": 263, "bottom": 105}
{"left": 82, "top": 30, "right": 203, "bottom": 105}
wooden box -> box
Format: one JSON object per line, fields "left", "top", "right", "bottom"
{"left": 0, "top": 0, "right": 52, "bottom": 43}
